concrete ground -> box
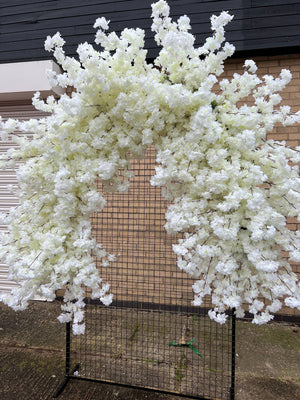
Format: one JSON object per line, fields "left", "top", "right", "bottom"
{"left": 0, "top": 300, "right": 299, "bottom": 400}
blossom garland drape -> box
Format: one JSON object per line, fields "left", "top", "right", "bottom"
{"left": 0, "top": 0, "right": 300, "bottom": 333}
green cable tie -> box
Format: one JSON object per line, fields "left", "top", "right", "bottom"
{"left": 169, "top": 338, "right": 202, "bottom": 357}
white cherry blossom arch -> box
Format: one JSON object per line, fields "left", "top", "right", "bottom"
{"left": 0, "top": 0, "right": 300, "bottom": 334}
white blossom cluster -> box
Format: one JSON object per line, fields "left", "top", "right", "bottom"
{"left": 0, "top": 0, "right": 300, "bottom": 332}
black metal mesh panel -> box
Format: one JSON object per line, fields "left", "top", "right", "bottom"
{"left": 70, "top": 147, "right": 234, "bottom": 400}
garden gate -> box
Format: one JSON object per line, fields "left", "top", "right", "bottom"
{"left": 54, "top": 147, "right": 235, "bottom": 400}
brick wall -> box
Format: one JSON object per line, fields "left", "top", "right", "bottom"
{"left": 89, "top": 53, "right": 300, "bottom": 319}
{"left": 91, "top": 147, "right": 195, "bottom": 309}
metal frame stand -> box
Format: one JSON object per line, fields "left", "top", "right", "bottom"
{"left": 53, "top": 312, "right": 236, "bottom": 399}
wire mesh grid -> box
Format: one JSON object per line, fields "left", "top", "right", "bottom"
{"left": 70, "top": 147, "right": 234, "bottom": 400}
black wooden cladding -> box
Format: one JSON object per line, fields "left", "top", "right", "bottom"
{"left": 0, "top": 0, "right": 299, "bottom": 64}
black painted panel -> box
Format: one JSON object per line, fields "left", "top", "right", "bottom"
{"left": 0, "top": 0, "right": 299, "bottom": 63}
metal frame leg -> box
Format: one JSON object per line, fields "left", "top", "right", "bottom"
{"left": 52, "top": 322, "right": 71, "bottom": 398}
{"left": 230, "top": 309, "right": 236, "bottom": 400}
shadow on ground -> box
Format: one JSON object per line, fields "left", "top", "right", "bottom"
{"left": 0, "top": 300, "right": 299, "bottom": 400}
